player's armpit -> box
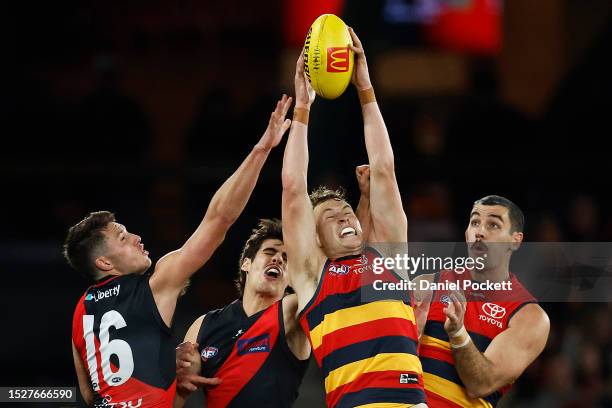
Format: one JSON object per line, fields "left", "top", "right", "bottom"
{"left": 72, "top": 340, "right": 94, "bottom": 406}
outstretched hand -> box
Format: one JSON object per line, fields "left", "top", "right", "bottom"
{"left": 348, "top": 27, "right": 372, "bottom": 91}
{"left": 443, "top": 292, "right": 467, "bottom": 337}
{"left": 256, "top": 94, "right": 293, "bottom": 152}
{"left": 294, "top": 49, "right": 316, "bottom": 110}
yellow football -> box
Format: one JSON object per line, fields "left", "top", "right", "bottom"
{"left": 303, "top": 14, "right": 354, "bottom": 100}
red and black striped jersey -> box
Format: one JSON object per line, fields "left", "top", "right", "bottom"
{"left": 299, "top": 247, "right": 426, "bottom": 408}
{"left": 196, "top": 299, "right": 308, "bottom": 408}
{"left": 419, "top": 269, "right": 537, "bottom": 408}
{"left": 72, "top": 273, "right": 176, "bottom": 408}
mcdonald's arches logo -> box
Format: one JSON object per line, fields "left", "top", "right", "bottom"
{"left": 326, "top": 47, "right": 350, "bottom": 72}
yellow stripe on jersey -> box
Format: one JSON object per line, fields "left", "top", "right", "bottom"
{"left": 423, "top": 372, "right": 493, "bottom": 408}
{"left": 309, "top": 300, "right": 416, "bottom": 349}
{"left": 419, "top": 334, "right": 450, "bottom": 351}
{"left": 325, "top": 352, "right": 422, "bottom": 393}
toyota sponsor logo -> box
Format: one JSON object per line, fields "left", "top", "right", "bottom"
{"left": 482, "top": 302, "right": 506, "bottom": 319}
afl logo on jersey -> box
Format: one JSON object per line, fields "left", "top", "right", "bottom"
{"left": 440, "top": 295, "right": 452, "bottom": 306}
{"left": 329, "top": 263, "right": 350, "bottom": 276}
{"left": 201, "top": 346, "right": 219, "bottom": 362}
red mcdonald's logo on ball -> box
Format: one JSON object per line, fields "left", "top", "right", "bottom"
{"left": 327, "top": 47, "right": 350, "bottom": 72}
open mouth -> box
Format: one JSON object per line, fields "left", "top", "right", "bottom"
{"left": 471, "top": 241, "right": 488, "bottom": 254}
{"left": 140, "top": 244, "right": 149, "bottom": 256}
{"left": 264, "top": 266, "right": 281, "bottom": 279}
{"left": 340, "top": 227, "right": 356, "bottom": 238}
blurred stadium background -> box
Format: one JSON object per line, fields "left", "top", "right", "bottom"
{"left": 2, "top": 1, "right": 611, "bottom": 407}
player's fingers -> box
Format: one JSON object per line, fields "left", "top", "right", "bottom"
{"left": 281, "top": 96, "right": 293, "bottom": 118}
{"left": 281, "top": 118, "right": 292, "bottom": 134}
{"left": 450, "top": 294, "right": 465, "bottom": 315}
{"left": 177, "top": 360, "right": 191, "bottom": 368}
{"left": 443, "top": 303, "right": 457, "bottom": 321}
{"left": 296, "top": 49, "right": 305, "bottom": 72}
{"left": 348, "top": 27, "right": 363, "bottom": 48}
{"left": 179, "top": 381, "right": 198, "bottom": 392}
{"left": 176, "top": 341, "right": 192, "bottom": 350}
{"left": 192, "top": 376, "right": 222, "bottom": 386}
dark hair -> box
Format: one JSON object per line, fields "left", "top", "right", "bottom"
{"left": 474, "top": 195, "right": 525, "bottom": 233}
{"left": 309, "top": 186, "right": 347, "bottom": 208}
{"left": 63, "top": 211, "right": 115, "bottom": 279}
{"left": 236, "top": 219, "right": 283, "bottom": 297}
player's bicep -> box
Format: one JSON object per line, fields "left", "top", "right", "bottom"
{"left": 72, "top": 341, "right": 94, "bottom": 406}
{"left": 152, "top": 217, "right": 228, "bottom": 291}
{"left": 368, "top": 168, "right": 407, "bottom": 242}
{"left": 484, "top": 304, "right": 550, "bottom": 385}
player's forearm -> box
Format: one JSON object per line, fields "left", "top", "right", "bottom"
{"left": 361, "top": 98, "right": 395, "bottom": 174}
{"left": 281, "top": 122, "right": 309, "bottom": 195}
{"left": 451, "top": 341, "right": 500, "bottom": 398}
{"left": 173, "top": 394, "right": 187, "bottom": 408}
{"left": 355, "top": 193, "right": 371, "bottom": 239}
{"left": 205, "top": 144, "right": 270, "bottom": 226}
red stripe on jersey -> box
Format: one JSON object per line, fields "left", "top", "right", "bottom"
{"left": 205, "top": 302, "right": 280, "bottom": 408}
{"left": 315, "top": 317, "right": 417, "bottom": 362}
{"left": 326, "top": 370, "right": 424, "bottom": 408}
{"left": 418, "top": 344, "right": 455, "bottom": 366}
{"left": 426, "top": 389, "right": 464, "bottom": 408}
{"left": 72, "top": 293, "right": 87, "bottom": 351}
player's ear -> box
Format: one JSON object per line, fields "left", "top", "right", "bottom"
{"left": 241, "top": 257, "right": 251, "bottom": 273}
{"left": 95, "top": 256, "right": 113, "bottom": 272}
{"left": 510, "top": 231, "right": 523, "bottom": 251}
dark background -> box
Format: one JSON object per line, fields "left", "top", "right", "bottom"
{"left": 2, "top": 0, "right": 611, "bottom": 407}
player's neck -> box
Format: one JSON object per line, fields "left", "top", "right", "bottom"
{"left": 328, "top": 246, "right": 363, "bottom": 260}
{"left": 242, "top": 290, "right": 279, "bottom": 317}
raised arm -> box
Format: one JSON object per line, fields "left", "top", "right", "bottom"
{"left": 349, "top": 28, "right": 407, "bottom": 243}
{"left": 354, "top": 164, "right": 372, "bottom": 242}
{"left": 281, "top": 52, "right": 321, "bottom": 312}
{"left": 444, "top": 296, "right": 550, "bottom": 398}
{"left": 151, "top": 95, "right": 293, "bottom": 324}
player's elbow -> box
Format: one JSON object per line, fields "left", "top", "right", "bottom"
{"left": 465, "top": 386, "right": 489, "bottom": 399}
{"left": 369, "top": 156, "right": 395, "bottom": 175}
{"left": 80, "top": 388, "right": 94, "bottom": 406}
{"left": 281, "top": 171, "right": 306, "bottom": 195}
{"left": 465, "top": 383, "right": 496, "bottom": 399}
{"left": 465, "top": 375, "right": 510, "bottom": 399}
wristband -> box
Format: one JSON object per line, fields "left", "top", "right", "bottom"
{"left": 358, "top": 87, "right": 376, "bottom": 105}
{"left": 451, "top": 334, "right": 471, "bottom": 349}
{"left": 293, "top": 108, "right": 309, "bottom": 125}
{"left": 449, "top": 325, "right": 467, "bottom": 338}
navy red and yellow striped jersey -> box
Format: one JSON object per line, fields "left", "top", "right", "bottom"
{"left": 72, "top": 274, "right": 176, "bottom": 408}
{"left": 419, "top": 270, "right": 536, "bottom": 407}
{"left": 196, "top": 299, "right": 308, "bottom": 407}
{"left": 299, "top": 248, "right": 426, "bottom": 408}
